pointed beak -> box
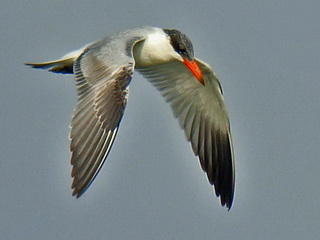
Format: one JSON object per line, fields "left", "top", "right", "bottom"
{"left": 183, "top": 59, "right": 204, "bottom": 85}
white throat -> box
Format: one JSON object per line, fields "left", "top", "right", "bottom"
{"left": 133, "top": 30, "right": 183, "bottom": 68}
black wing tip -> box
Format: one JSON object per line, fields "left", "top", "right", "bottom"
{"left": 223, "top": 194, "right": 234, "bottom": 211}
{"left": 215, "top": 132, "right": 235, "bottom": 210}
{"left": 226, "top": 203, "right": 233, "bottom": 211}
{"left": 213, "top": 184, "right": 234, "bottom": 210}
{"left": 72, "top": 185, "right": 86, "bottom": 198}
{"left": 71, "top": 176, "right": 89, "bottom": 198}
{"left": 72, "top": 192, "right": 82, "bottom": 199}
{"left": 71, "top": 172, "right": 98, "bottom": 199}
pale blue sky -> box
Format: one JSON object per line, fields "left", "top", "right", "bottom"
{"left": 1, "top": 1, "right": 320, "bottom": 239}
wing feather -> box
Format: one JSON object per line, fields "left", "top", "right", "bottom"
{"left": 70, "top": 51, "right": 133, "bottom": 197}
{"left": 137, "top": 59, "right": 235, "bottom": 209}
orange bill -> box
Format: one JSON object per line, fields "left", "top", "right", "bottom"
{"left": 183, "top": 59, "right": 204, "bottom": 85}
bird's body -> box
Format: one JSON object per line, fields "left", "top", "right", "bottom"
{"left": 26, "top": 26, "right": 235, "bottom": 209}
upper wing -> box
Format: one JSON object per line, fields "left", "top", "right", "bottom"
{"left": 137, "top": 59, "right": 235, "bottom": 209}
{"left": 70, "top": 47, "right": 136, "bottom": 197}
{"left": 25, "top": 28, "right": 151, "bottom": 197}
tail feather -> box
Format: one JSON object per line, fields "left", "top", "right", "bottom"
{"left": 25, "top": 44, "right": 89, "bottom": 74}
{"left": 25, "top": 58, "right": 75, "bottom": 74}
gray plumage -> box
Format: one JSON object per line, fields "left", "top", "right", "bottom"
{"left": 25, "top": 26, "right": 235, "bottom": 209}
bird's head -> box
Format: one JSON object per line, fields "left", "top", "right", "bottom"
{"left": 163, "top": 29, "right": 204, "bottom": 85}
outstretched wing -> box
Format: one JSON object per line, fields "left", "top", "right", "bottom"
{"left": 70, "top": 46, "right": 137, "bottom": 197}
{"left": 25, "top": 29, "right": 150, "bottom": 197}
{"left": 138, "top": 59, "right": 235, "bottom": 209}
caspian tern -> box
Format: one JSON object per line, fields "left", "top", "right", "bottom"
{"left": 26, "top": 26, "right": 235, "bottom": 209}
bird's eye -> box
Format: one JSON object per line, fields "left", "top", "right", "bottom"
{"left": 178, "top": 44, "right": 186, "bottom": 53}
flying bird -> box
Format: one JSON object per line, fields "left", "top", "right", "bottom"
{"left": 26, "top": 26, "right": 235, "bottom": 209}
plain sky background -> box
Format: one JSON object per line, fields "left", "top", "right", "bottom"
{"left": 1, "top": 1, "right": 320, "bottom": 239}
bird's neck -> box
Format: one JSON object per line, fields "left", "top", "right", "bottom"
{"left": 133, "top": 31, "right": 182, "bottom": 68}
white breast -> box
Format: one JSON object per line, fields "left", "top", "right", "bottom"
{"left": 133, "top": 30, "right": 183, "bottom": 68}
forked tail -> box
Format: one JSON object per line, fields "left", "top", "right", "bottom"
{"left": 25, "top": 45, "right": 89, "bottom": 74}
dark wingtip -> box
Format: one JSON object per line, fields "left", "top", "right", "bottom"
{"left": 72, "top": 187, "right": 84, "bottom": 199}
{"left": 225, "top": 193, "right": 233, "bottom": 211}
{"left": 219, "top": 181, "right": 234, "bottom": 210}
{"left": 218, "top": 190, "right": 234, "bottom": 210}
